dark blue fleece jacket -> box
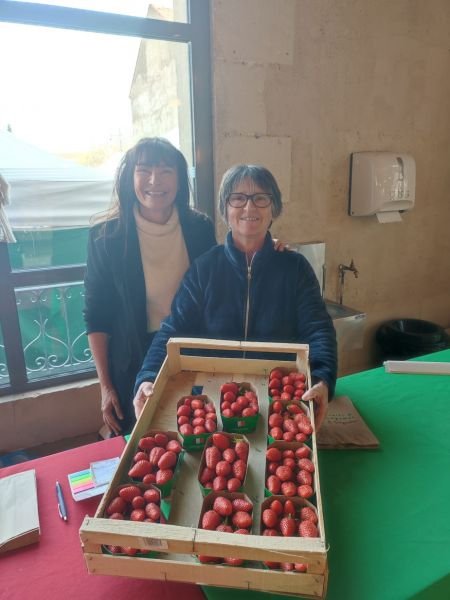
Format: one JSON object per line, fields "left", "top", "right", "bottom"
{"left": 135, "top": 232, "right": 337, "bottom": 395}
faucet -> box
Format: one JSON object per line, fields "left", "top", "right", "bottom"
{"left": 338, "top": 259, "right": 358, "bottom": 305}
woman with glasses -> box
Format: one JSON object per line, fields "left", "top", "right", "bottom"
{"left": 83, "top": 138, "right": 216, "bottom": 435}
{"left": 133, "top": 164, "right": 337, "bottom": 429}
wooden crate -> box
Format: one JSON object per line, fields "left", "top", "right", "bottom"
{"left": 80, "top": 338, "right": 328, "bottom": 599}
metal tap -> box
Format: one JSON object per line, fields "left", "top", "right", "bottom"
{"left": 338, "top": 259, "right": 358, "bottom": 304}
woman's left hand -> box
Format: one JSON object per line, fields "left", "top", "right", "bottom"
{"left": 272, "top": 238, "right": 289, "bottom": 252}
{"left": 302, "top": 380, "right": 329, "bottom": 430}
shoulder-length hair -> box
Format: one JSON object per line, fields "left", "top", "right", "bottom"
{"left": 94, "top": 137, "right": 191, "bottom": 237}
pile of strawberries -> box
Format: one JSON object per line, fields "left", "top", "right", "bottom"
{"left": 268, "top": 400, "right": 313, "bottom": 442}
{"left": 261, "top": 496, "right": 319, "bottom": 571}
{"left": 266, "top": 445, "right": 314, "bottom": 498}
{"left": 198, "top": 493, "right": 253, "bottom": 565}
{"left": 220, "top": 382, "right": 259, "bottom": 418}
{"left": 128, "top": 432, "right": 182, "bottom": 487}
{"left": 268, "top": 368, "right": 307, "bottom": 401}
{"left": 177, "top": 395, "right": 217, "bottom": 436}
{"left": 104, "top": 484, "right": 162, "bottom": 556}
{"left": 199, "top": 432, "right": 249, "bottom": 492}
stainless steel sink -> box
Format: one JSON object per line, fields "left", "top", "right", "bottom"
{"left": 325, "top": 299, "right": 365, "bottom": 320}
{"left": 325, "top": 299, "right": 366, "bottom": 350}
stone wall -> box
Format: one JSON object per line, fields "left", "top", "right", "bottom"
{"left": 211, "top": 0, "right": 450, "bottom": 374}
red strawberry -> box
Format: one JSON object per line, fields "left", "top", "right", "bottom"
{"left": 232, "top": 511, "right": 252, "bottom": 530}
{"left": 294, "top": 563, "right": 308, "bottom": 572}
{"left": 295, "top": 446, "right": 311, "bottom": 459}
{"left": 156, "top": 469, "right": 173, "bottom": 485}
{"left": 145, "top": 502, "right": 161, "bottom": 521}
{"left": 130, "top": 509, "right": 146, "bottom": 521}
{"left": 275, "top": 465, "right": 293, "bottom": 482}
{"left": 232, "top": 459, "right": 247, "bottom": 481}
{"left": 266, "top": 447, "right": 282, "bottom": 462}
{"left": 149, "top": 446, "right": 165, "bottom": 466}
{"left": 131, "top": 495, "right": 146, "bottom": 510}
{"left": 281, "top": 562, "right": 295, "bottom": 571}
{"left": 281, "top": 481, "right": 297, "bottom": 496}
{"left": 107, "top": 545, "right": 123, "bottom": 554}
{"left": 157, "top": 450, "right": 177, "bottom": 470}
{"left": 179, "top": 424, "right": 194, "bottom": 435}
{"left": 226, "top": 477, "right": 241, "bottom": 492}
{"left": 216, "top": 523, "right": 233, "bottom": 533}
{"left": 154, "top": 433, "right": 169, "bottom": 447}
{"left": 298, "top": 484, "right": 314, "bottom": 499}
{"left": 202, "top": 510, "right": 222, "bottom": 530}
{"left": 213, "top": 496, "right": 233, "bottom": 517}
{"left": 106, "top": 496, "right": 127, "bottom": 515}
{"left": 199, "top": 467, "right": 215, "bottom": 485}
{"left": 138, "top": 436, "right": 156, "bottom": 451}
{"left": 264, "top": 561, "right": 281, "bottom": 569}
{"left": 128, "top": 460, "right": 152, "bottom": 479}
{"left": 216, "top": 460, "right": 232, "bottom": 477}
{"left": 166, "top": 439, "right": 182, "bottom": 453}
{"left": 143, "top": 488, "right": 160, "bottom": 503}
{"left": 262, "top": 508, "right": 278, "bottom": 529}
{"left": 299, "top": 520, "right": 319, "bottom": 537}
{"left": 142, "top": 473, "right": 156, "bottom": 484}
{"left": 118, "top": 485, "right": 142, "bottom": 502}
{"left": 284, "top": 499, "right": 296, "bottom": 516}
{"left": 298, "top": 458, "right": 315, "bottom": 473}
{"left": 212, "top": 433, "right": 230, "bottom": 451}
{"left": 222, "top": 448, "right": 236, "bottom": 463}
{"left": 198, "top": 555, "right": 222, "bottom": 564}
{"left": 266, "top": 475, "right": 281, "bottom": 494}
{"left": 108, "top": 512, "right": 124, "bottom": 520}
{"left": 134, "top": 451, "right": 149, "bottom": 462}
{"left": 232, "top": 498, "right": 252, "bottom": 513}
{"left": 270, "top": 499, "right": 284, "bottom": 515}
{"left": 300, "top": 507, "right": 318, "bottom": 523}
{"left": 224, "top": 557, "right": 244, "bottom": 566}
{"left": 122, "top": 547, "right": 138, "bottom": 556}
{"left": 205, "top": 446, "right": 221, "bottom": 469}
{"left": 279, "top": 516, "right": 296, "bottom": 537}
{"left": 297, "top": 469, "right": 313, "bottom": 486}
{"left": 212, "top": 476, "right": 227, "bottom": 491}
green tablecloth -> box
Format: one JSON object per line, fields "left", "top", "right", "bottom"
{"left": 204, "top": 350, "right": 450, "bottom": 600}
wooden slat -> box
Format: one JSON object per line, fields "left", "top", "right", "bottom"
{"left": 83, "top": 553, "right": 326, "bottom": 599}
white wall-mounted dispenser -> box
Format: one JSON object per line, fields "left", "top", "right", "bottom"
{"left": 349, "top": 152, "right": 415, "bottom": 223}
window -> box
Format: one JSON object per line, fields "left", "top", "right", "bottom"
{"left": 0, "top": 0, "right": 213, "bottom": 395}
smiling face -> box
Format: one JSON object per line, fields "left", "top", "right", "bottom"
{"left": 226, "top": 177, "right": 273, "bottom": 251}
{"left": 133, "top": 162, "right": 178, "bottom": 223}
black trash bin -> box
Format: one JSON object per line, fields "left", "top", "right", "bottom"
{"left": 376, "top": 318, "right": 450, "bottom": 361}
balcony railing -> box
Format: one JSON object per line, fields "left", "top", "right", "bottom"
{"left": 15, "top": 282, "right": 93, "bottom": 381}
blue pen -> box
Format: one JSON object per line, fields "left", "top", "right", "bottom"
{"left": 56, "top": 481, "right": 68, "bottom": 522}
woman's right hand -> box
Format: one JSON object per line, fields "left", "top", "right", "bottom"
{"left": 133, "top": 381, "right": 154, "bottom": 420}
{"left": 101, "top": 385, "right": 123, "bottom": 436}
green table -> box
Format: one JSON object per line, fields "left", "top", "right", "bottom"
{"left": 204, "top": 350, "right": 450, "bottom": 600}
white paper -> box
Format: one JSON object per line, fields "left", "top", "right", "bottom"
{"left": 384, "top": 360, "right": 450, "bottom": 375}
{"left": 376, "top": 211, "right": 402, "bottom": 223}
{"left": 90, "top": 457, "right": 120, "bottom": 486}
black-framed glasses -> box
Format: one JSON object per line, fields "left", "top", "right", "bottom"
{"left": 227, "top": 193, "right": 273, "bottom": 208}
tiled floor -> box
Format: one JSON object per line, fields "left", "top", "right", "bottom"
{"left": 0, "top": 432, "right": 99, "bottom": 467}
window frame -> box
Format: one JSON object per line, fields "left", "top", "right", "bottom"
{"left": 0, "top": 0, "right": 214, "bottom": 395}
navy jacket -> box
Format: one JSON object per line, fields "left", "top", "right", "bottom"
{"left": 135, "top": 232, "right": 337, "bottom": 396}
{"left": 83, "top": 207, "right": 216, "bottom": 431}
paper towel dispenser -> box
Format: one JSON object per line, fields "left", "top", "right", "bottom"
{"left": 349, "top": 152, "right": 415, "bottom": 223}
